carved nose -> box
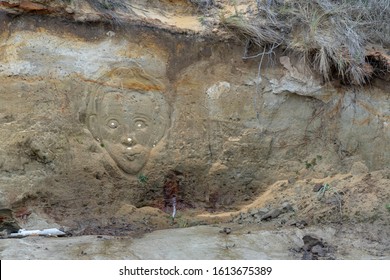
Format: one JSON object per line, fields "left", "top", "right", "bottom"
{"left": 122, "top": 136, "right": 136, "bottom": 147}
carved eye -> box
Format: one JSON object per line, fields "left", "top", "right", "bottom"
{"left": 107, "top": 119, "right": 119, "bottom": 129}
{"left": 135, "top": 120, "right": 147, "bottom": 129}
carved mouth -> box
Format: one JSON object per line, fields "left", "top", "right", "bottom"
{"left": 125, "top": 153, "right": 140, "bottom": 161}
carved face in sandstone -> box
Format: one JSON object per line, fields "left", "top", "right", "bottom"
{"left": 87, "top": 67, "right": 169, "bottom": 174}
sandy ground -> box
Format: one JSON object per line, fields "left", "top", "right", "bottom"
{"left": 1, "top": 223, "right": 388, "bottom": 260}
{"left": 1, "top": 168, "right": 389, "bottom": 260}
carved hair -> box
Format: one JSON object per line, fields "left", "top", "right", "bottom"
{"left": 86, "top": 63, "right": 170, "bottom": 145}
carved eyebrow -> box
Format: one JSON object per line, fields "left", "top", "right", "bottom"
{"left": 101, "top": 112, "right": 122, "bottom": 119}
{"left": 132, "top": 113, "right": 152, "bottom": 121}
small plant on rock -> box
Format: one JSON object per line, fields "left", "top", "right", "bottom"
{"left": 317, "top": 183, "right": 343, "bottom": 217}
{"left": 138, "top": 174, "right": 148, "bottom": 185}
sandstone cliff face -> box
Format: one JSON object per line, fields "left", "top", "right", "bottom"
{"left": 0, "top": 3, "right": 389, "bottom": 233}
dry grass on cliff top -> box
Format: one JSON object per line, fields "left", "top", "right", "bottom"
{"left": 220, "top": 0, "right": 390, "bottom": 85}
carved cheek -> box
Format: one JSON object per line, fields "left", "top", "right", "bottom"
{"left": 100, "top": 125, "right": 120, "bottom": 144}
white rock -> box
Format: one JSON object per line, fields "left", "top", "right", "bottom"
{"left": 206, "top": 81, "right": 230, "bottom": 99}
